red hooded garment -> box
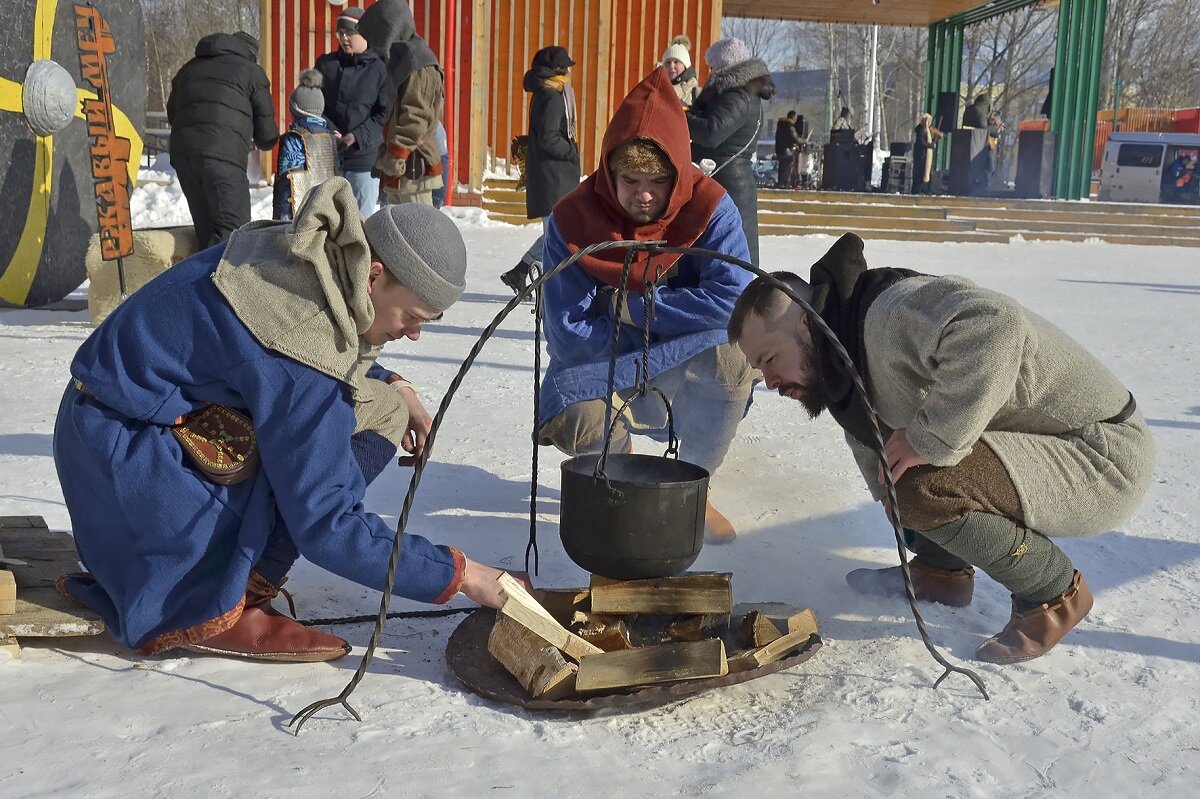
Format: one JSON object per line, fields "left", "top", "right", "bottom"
{"left": 552, "top": 68, "right": 727, "bottom": 291}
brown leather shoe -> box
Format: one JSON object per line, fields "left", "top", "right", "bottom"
{"left": 975, "top": 571, "right": 1092, "bottom": 664}
{"left": 845, "top": 560, "right": 975, "bottom": 607}
{"left": 186, "top": 575, "right": 351, "bottom": 662}
{"left": 704, "top": 500, "right": 736, "bottom": 545}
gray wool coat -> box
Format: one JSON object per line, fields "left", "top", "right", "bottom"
{"left": 845, "top": 275, "right": 1155, "bottom": 537}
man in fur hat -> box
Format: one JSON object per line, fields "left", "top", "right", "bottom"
{"left": 357, "top": 0, "right": 444, "bottom": 205}
{"left": 54, "top": 179, "right": 518, "bottom": 663}
{"left": 727, "top": 234, "right": 1155, "bottom": 663}
{"left": 538, "top": 69, "right": 757, "bottom": 543}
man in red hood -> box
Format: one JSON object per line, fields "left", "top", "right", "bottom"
{"left": 537, "top": 69, "right": 756, "bottom": 542}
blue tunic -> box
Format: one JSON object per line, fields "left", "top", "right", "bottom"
{"left": 53, "top": 244, "right": 459, "bottom": 650}
{"left": 538, "top": 193, "right": 753, "bottom": 425}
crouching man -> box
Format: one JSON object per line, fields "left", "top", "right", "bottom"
{"left": 54, "top": 178, "right": 517, "bottom": 662}
{"left": 727, "top": 233, "right": 1154, "bottom": 663}
{"left": 538, "top": 68, "right": 756, "bottom": 542}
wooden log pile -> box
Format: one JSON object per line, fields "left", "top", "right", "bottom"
{"left": 487, "top": 572, "right": 818, "bottom": 699}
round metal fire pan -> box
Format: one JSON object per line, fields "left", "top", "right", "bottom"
{"left": 445, "top": 609, "right": 823, "bottom": 712}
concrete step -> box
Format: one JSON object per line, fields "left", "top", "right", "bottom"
{"left": 759, "top": 212, "right": 976, "bottom": 232}
{"left": 758, "top": 198, "right": 950, "bottom": 219}
{"left": 486, "top": 212, "right": 538, "bottom": 226}
{"left": 978, "top": 229, "right": 1200, "bottom": 247}
{"left": 967, "top": 217, "right": 1180, "bottom": 237}
{"left": 758, "top": 225, "right": 1011, "bottom": 244}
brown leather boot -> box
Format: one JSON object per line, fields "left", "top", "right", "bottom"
{"left": 704, "top": 500, "right": 736, "bottom": 545}
{"left": 845, "top": 560, "right": 975, "bottom": 607}
{"left": 186, "top": 574, "right": 351, "bottom": 663}
{"left": 976, "top": 571, "right": 1092, "bottom": 664}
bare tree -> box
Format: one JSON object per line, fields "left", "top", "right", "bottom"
{"left": 721, "top": 17, "right": 798, "bottom": 69}
{"left": 141, "top": 0, "right": 261, "bottom": 111}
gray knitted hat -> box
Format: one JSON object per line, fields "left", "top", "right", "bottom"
{"left": 705, "top": 37, "right": 751, "bottom": 71}
{"left": 362, "top": 204, "right": 467, "bottom": 311}
{"left": 290, "top": 69, "right": 325, "bottom": 118}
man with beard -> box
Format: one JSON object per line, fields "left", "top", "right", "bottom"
{"left": 727, "top": 233, "right": 1155, "bottom": 663}
{"left": 538, "top": 68, "right": 755, "bottom": 543}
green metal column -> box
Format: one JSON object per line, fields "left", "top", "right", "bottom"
{"left": 924, "top": 20, "right": 963, "bottom": 172}
{"left": 1051, "top": 0, "right": 1108, "bottom": 199}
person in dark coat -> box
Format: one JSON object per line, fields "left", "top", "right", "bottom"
{"left": 167, "top": 32, "right": 278, "bottom": 249}
{"left": 315, "top": 7, "right": 390, "bottom": 217}
{"left": 501, "top": 46, "right": 581, "bottom": 296}
{"left": 774, "top": 111, "right": 802, "bottom": 189}
{"left": 686, "top": 37, "right": 775, "bottom": 265}
{"left": 961, "top": 93, "right": 991, "bottom": 129}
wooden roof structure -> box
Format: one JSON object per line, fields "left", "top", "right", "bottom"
{"left": 720, "top": 0, "right": 1051, "bottom": 27}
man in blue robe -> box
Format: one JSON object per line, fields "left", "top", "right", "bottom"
{"left": 54, "top": 179, "right": 514, "bottom": 661}
{"left": 538, "top": 68, "right": 756, "bottom": 543}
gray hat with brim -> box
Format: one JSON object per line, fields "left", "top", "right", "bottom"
{"left": 362, "top": 204, "right": 467, "bottom": 311}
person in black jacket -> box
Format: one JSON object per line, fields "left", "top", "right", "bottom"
{"left": 315, "top": 7, "right": 389, "bottom": 217}
{"left": 774, "top": 111, "right": 802, "bottom": 190}
{"left": 501, "top": 46, "right": 581, "bottom": 296}
{"left": 167, "top": 32, "right": 278, "bottom": 249}
{"left": 686, "top": 37, "right": 775, "bottom": 265}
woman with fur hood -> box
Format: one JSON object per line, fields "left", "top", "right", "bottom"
{"left": 661, "top": 35, "right": 700, "bottom": 109}
{"left": 686, "top": 37, "right": 775, "bottom": 265}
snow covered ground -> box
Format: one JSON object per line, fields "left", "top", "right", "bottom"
{"left": 2, "top": 168, "right": 1199, "bottom": 797}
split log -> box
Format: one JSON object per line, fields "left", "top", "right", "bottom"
{"left": 728, "top": 609, "right": 819, "bottom": 673}
{"left": 665, "top": 614, "right": 730, "bottom": 643}
{"left": 738, "top": 611, "right": 783, "bottom": 649}
{"left": 575, "top": 638, "right": 728, "bottom": 693}
{"left": 530, "top": 588, "right": 590, "bottom": 626}
{"left": 589, "top": 573, "right": 732, "bottom": 615}
{"left": 496, "top": 573, "right": 603, "bottom": 662}
{"left": 576, "top": 616, "right": 633, "bottom": 652}
{"left": 0, "top": 542, "right": 14, "bottom": 615}
{"left": 487, "top": 615, "right": 578, "bottom": 700}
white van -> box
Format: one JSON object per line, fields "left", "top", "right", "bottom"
{"left": 1098, "top": 131, "right": 1200, "bottom": 203}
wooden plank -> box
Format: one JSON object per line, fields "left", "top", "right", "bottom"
{"left": 0, "top": 518, "right": 105, "bottom": 638}
{"left": 589, "top": 573, "right": 733, "bottom": 616}
{"left": 0, "top": 587, "right": 105, "bottom": 638}
{"left": 496, "top": 573, "right": 603, "bottom": 662}
{"left": 728, "top": 610, "right": 819, "bottom": 673}
{"left": 575, "top": 638, "right": 728, "bottom": 693}
{"left": 487, "top": 615, "right": 578, "bottom": 700}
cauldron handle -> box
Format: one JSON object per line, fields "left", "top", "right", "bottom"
{"left": 593, "top": 386, "right": 680, "bottom": 482}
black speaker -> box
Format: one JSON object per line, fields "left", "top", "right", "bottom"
{"left": 934, "top": 91, "right": 958, "bottom": 133}
{"left": 890, "top": 141, "right": 910, "bottom": 157}
{"left": 821, "top": 142, "right": 868, "bottom": 191}
{"left": 1016, "top": 130, "right": 1056, "bottom": 198}
{"left": 948, "top": 128, "right": 990, "bottom": 195}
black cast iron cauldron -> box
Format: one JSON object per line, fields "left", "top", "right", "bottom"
{"left": 559, "top": 453, "right": 709, "bottom": 580}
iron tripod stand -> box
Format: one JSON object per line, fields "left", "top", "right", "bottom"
{"left": 288, "top": 240, "right": 988, "bottom": 735}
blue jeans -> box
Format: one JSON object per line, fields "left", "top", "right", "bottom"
{"left": 538, "top": 344, "right": 755, "bottom": 475}
{"left": 343, "top": 170, "right": 380, "bottom": 218}
{"left": 431, "top": 154, "right": 451, "bottom": 208}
